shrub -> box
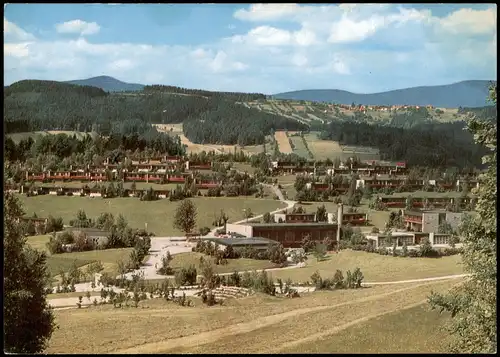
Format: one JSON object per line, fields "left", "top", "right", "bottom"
{"left": 174, "top": 265, "right": 197, "bottom": 286}
{"left": 333, "top": 269, "right": 345, "bottom": 289}
{"left": 419, "top": 238, "right": 439, "bottom": 257}
{"left": 199, "top": 226, "right": 211, "bottom": 236}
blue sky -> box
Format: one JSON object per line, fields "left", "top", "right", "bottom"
{"left": 4, "top": 3, "right": 497, "bottom": 94}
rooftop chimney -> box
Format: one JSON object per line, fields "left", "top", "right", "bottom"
{"left": 336, "top": 203, "right": 343, "bottom": 244}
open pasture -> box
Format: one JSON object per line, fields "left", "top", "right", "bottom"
{"left": 17, "top": 195, "right": 285, "bottom": 236}
{"left": 267, "top": 250, "right": 462, "bottom": 284}
{"left": 302, "top": 132, "right": 343, "bottom": 160}
{"left": 45, "top": 280, "right": 458, "bottom": 354}
{"left": 288, "top": 135, "right": 310, "bottom": 159}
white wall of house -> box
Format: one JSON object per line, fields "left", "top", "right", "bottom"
{"left": 274, "top": 213, "right": 286, "bottom": 223}
{"left": 89, "top": 192, "right": 102, "bottom": 198}
{"left": 225, "top": 223, "right": 253, "bottom": 237}
{"left": 356, "top": 179, "right": 365, "bottom": 189}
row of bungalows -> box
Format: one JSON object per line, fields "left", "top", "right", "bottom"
{"left": 185, "top": 161, "right": 213, "bottom": 171}
{"left": 377, "top": 195, "right": 476, "bottom": 208}
{"left": 25, "top": 171, "right": 193, "bottom": 183}
{"left": 272, "top": 211, "right": 368, "bottom": 227}
{"left": 270, "top": 161, "right": 316, "bottom": 174}
{"left": 305, "top": 182, "right": 350, "bottom": 193}
{"left": 16, "top": 216, "right": 48, "bottom": 228}
{"left": 356, "top": 177, "right": 469, "bottom": 191}
{"left": 25, "top": 185, "right": 172, "bottom": 199}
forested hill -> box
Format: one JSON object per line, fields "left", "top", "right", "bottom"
{"left": 274, "top": 80, "right": 494, "bottom": 108}
{"left": 65, "top": 76, "right": 144, "bottom": 92}
{"left": 4, "top": 80, "right": 307, "bottom": 146}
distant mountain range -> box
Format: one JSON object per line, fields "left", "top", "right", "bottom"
{"left": 273, "top": 80, "right": 495, "bottom": 108}
{"left": 64, "top": 76, "right": 144, "bottom": 92}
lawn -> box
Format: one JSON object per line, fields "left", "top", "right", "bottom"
{"left": 168, "top": 252, "right": 279, "bottom": 274}
{"left": 16, "top": 195, "right": 285, "bottom": 236}
{"left": 45, "top": 256, "right": 96, "bottom": 278}
{"left": 267, "top": 249, "right": 463, "bottom": 284}
{"left": 231, "top": 162, "right": 258, "bottom": 174}
{"left": 284, "top": 303, "right": 453, "bottom": 353}
{"left": 26, "top": 235, "right": 134, "bottom": 278}
{"left": 162, "top": 280, "right": 458, "bottom": 354}
{"left": 45, "top": 280, "right": 457, "bottom": 354}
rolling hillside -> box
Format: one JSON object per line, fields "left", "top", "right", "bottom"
{"left": 65, "top": 76, "right": 144, "bottom": 92}
{"left": 274, "top": 80, "right": 495, "bottom": 108}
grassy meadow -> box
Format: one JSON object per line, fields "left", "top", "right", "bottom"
{"left": 267, "top": 250, "right": 463, "bottom": 284}
{"left": 45, "top": 280, "right": 458, "bottom": 354}
{"left": 26, "top": 235, "right": 134, "bottom": 279}
{"left": 17, "top": 195, "right": 285, "bottom": 236}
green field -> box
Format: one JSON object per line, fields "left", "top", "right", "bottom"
{"left": 17, "top": 195, "right": 285, "bottom": 236}
{"left": 46, "top": 280, "right": 458, "bottom": 354}
{"left": 267, "top": 250, "right": 463, "bottom": 284}
{"left": 289, "top": 135, "right": 311, "bottom": 159}
{"left": 284, "top": 303, "right": 452, "bottom": 353}
{"left": 26, "top": 235, "right": 134, "bottom": 278}
{"left": 169, "top": 252, "right": 278, "bottom": 274}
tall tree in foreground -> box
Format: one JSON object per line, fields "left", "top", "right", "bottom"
{"left": 428, "top": 83, "right": 497, "bottom": 353}
{"left": 4, "top": 191, "right": 56, "bottom": 353}
{"left": 173, "top": 199, "right": 197, "bottom": 238}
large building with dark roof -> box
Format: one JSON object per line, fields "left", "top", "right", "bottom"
{"left": 225, "top": 222, "right": 339, "bottom": 248}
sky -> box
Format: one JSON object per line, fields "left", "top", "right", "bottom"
{"left": 4, "top": 3, "right": 497, "bottom": 94}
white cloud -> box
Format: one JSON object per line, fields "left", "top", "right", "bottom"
{"left": 438, "top": 7, "right": 496, "bottom": 35}
{"left": 4, "top": 42, "right": 32, "bottom": 58}
{"left": 4, "top": 18, "right": 36, "bottom": 42}
{"left": 55, "top": 19, "right": 101, "bottom": 36}
{"left": 234, "top": 4, "right": 302, "bottom": 22}
{"left": 108, "top": 59, "right": 135, "bottom": 72}
{"left": 231, "top": 25, "right": 317, "bottom": 46}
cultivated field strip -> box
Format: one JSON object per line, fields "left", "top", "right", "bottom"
{"left": 114, "top": 280, "right": 458, "bottom": 354}
{"left": 274, "top": 131, "right": 293, "bottom": 154}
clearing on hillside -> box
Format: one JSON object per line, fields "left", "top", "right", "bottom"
{"left": 303, "top": 132, "right": 344, "bottom": 160}
{"left": 274, "top": 131, "right": 293, "bottom": 154}
{"left": 288, "top": 135, "right": 311, "bottom": 159}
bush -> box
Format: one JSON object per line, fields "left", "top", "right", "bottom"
{"left": 174, "top": 265, "right": 197, "bottom": 286}
{"left": 199, "top": 226, "right": 211, "bottom": 236}
{"left": 66, "top": 191, "right": 73, "bottom": 196}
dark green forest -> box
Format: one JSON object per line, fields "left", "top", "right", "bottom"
{"left": 4, "top": 80, "right": 304, "bottom": 146}
{"left": 319, "top": 120, "right": 489, "bottom": 168}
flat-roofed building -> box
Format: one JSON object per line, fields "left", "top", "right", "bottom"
{"left": 225, "top": 222, "right": 338, "bottom": 248}
{"left": 403, "top": 210, "right": 464, "bottom": 233}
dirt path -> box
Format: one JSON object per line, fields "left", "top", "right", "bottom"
{"left": 270, "top": 299, "right": 427, "bottom": 353}
{"left": 113, "top": 281, "right": 448, "bottom": 354}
